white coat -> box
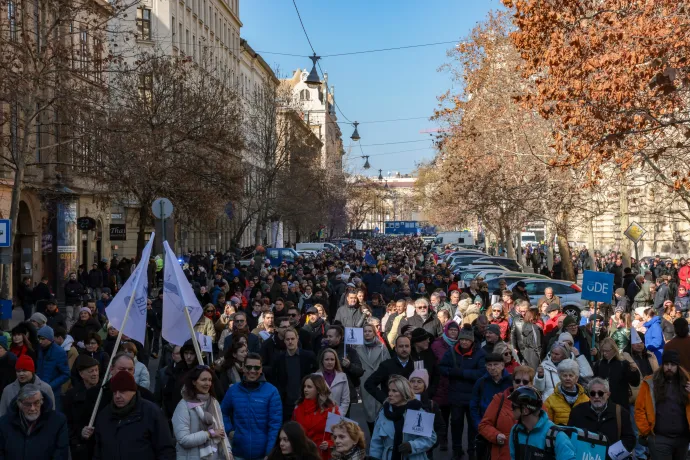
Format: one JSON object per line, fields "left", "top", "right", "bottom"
{"left": 355, "top": 342, "right": 390, "bottom": 423}
{"left": 316, "top": 371, "right": 350, "bottom": 415}
{"left": 172, "top": 397, "right": 231, "bottom": 460}
{"left": 533, "top": 352, "right": 593, "bottom": 400}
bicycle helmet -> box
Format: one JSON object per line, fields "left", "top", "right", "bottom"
{"left": 508, "top": 386, "right": 542, "bottom": 413}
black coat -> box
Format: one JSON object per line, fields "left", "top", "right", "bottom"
{"left": 63, "top": 381, "right": 98, "bottom": 460}
{"left": 363, "top": 356, "right": 415, "bottom": 404}
{"left": 0, "top": 353, "right": 17, "bottom": 398}
{"left": 592, "top": 358, "right": 640, "bottom": 407}
{"left": 411, "top": 347, "right": 440, "bottom": 398}
{"left": 33, "top": 282, "right": 53, "bottom": 303}
{"left": 271, "top": 349, "right": 318, "bottom": 417}
{"left": 0, "top": 392, "right": 69, "bottom": 460}
{"left": 93, "top": 395, "right": 175, "bottom": 460}
{"left": 45, "top": 309, "right": 67, "bottom": 331}
{"left": 88, "top": 269, "right": 104, "bottom": 289}
{"left": 64, "top": 280, "right": 86, "bottom": 305}
{"left": 567, "top": 402, "right": 636, "bottom": 460}
{"left": 69, "top": 318, "right": 102, "bottom": 344}
{"left": 402, "top": 312, "right": 444, "bottom": 339}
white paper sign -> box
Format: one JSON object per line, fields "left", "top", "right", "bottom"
{"left": 344, "top": 327, "right": 364, "bottom": 345}
{"left": 196, "top": 332, "right": 213, "bottom": 353}
{"left": 403, "top": 409, "right": 434, "bottom": 438}
{"left": 607, "top": 440, "right": 631, "bottom": 460}
{"left": 325, "top": 411, "right": 357, "bottom": 433}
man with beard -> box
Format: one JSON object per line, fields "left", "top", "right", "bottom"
{"left": 260, "top": 316, "right": 291, "bottom": 379}
{"left": 568, "top": 377, "right": 636, "bottom": 456}
{"left": 302, "top": 306, "right": 327, "bottom": 350}
{"left": 635, "top": 350, "right": 690, "bottom": 460}
{"left": 0, "top": 384, "right": 68, "bottom": 459}
{"left": 285, "top": 305, "right": 313, "bottom": 351}
{"left": 252, "top": 311, "right": 275, "bottom": 342}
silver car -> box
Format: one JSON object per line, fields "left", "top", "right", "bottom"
{"left": 507, "top": 279, "right": 587, "bottom": 309}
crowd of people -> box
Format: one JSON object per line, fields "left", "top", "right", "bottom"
{"left": 0, "top": 236, "right": 689, "bottom": 460}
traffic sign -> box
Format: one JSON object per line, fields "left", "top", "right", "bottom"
{"left": 152, "top": 198, "right": 174, "bottom": 219}
{"left": 581, "top": 270, "right": 614, "bottom": 303}
{"left": 624, "top": 222, "right": 646, "bottom": 244}
{"left": 0, "top": 220, "right": 10, "bottom": 248}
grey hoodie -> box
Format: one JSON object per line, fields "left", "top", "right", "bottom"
{"left": 0, "top": 375, "right": 55, "bottom": 416}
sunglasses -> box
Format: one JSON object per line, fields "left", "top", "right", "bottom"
{"left": 513, "top": 378, "right": 530, "bottom": 385}
{"left": 244, "top": 365, "right": 261, "bottom": 371}
{"left": 503, "top": 352, "right": 512, "bottom": 357}
{"left": 289, "top": 313, "right": 299, "bottom": 317}
{"left": 590, "top": 391, "right": 607, "bottom": 397}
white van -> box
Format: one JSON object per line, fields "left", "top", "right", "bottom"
{"left": 296, "top": 242, "right": 338, "bottom": 252}
{"left": 435, "top": 231, "right": 475, "bottom": 247}
{"left": 520, "top": 232, "right": 537, "bottom": 248}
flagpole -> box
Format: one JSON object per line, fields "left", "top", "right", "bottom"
{"left": 184, "top": 307, "right": 231, "bottom": 460}
{"left": 88, "top": 288, "right": 137, "bottom": 428}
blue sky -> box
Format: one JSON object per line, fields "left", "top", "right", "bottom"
{"left": 241, "top": 1, "right": 503, "bottom": 177}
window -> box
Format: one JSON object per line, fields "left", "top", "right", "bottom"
{"left": 299, "top": 88, "right": 310, "bottom": 101}
{"left": 178, "top": 22, "right": 182, "bottom": 50}
{"left": 192, "top": 34, "right": 196, "bottom": 60}
{"left": 79, "top": 30, "right": 89, "bottom": 73}
{"left": 93, "top": 38, "right": 103, "bottom": 81}
{"left": 35, "top": 104, "right": 41, "bottom": 162}
{"left": 138, "top": 73, "right": 153, "bottom": 103}
{"left": 185, "top": 29, "right": 189, "bottom": 55}
{"left": 137, "top": 7, "right": 151, "bottom": 40}
{"left": 171, "top": 15, "right": 175, "bottom": 46}
{"left": 8, "top": 1, "right": 17, "bottom": 41}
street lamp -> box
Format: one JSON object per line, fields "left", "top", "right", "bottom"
{"left": 362, "top": 156, "right": 370, "bottom": 169}
{"left": 351, "top": 121, "right": 360, "bottom": 141}
{"left": 377, "top": 169, "right": 383, "bottom": 181}
{"left": 306, "top": 54, "right": 321, "bottom": 88}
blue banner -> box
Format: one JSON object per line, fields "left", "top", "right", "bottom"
{"left": 581, "top": 270, "right": 614, "bottom": 303}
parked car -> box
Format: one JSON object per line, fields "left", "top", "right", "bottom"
{"left": 485, "top": 273, "right": 551, "bottom": 293}
{"left": 474, "top": 257, "right": 523, "bottom": 272}
{"left": 506, "top": 279, "right": 586, "bottom": 309}
{"left": 239, "top": 247, "right": 302, "bottom": 267}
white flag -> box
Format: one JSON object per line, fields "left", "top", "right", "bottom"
{"left": 162, "top": 240, "right": 203, "bottom": 345}
{"left": 105, "top": 232, "right": 155, "bottom": 345}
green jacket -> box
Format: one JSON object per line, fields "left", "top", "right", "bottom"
{"left": 634, "top": 281, "right": 653, "bottom": 304}
{"left": 612, "top": 327, "right": 631, "bottom": 352}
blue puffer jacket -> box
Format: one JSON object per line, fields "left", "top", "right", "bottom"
{"left": 510, "top": 410, "right": 576, "bottom": 460}
{"left": 643, "top": 316, "right": 664, "bottom": 363}
{"left": 36, "top": 342, "right": 70, "bottom": 410}
{"left": 469, "top": 370, "right": 513, "bottom": 428}
{"left": 220, "top": 378, "right": 282, "bottom": 460}
{"left": 439, "top": 343, "right": 486, "bottom": 406}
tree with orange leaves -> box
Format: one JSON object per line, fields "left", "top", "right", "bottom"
{"left": 504, "top": 0, "right": 690, "bottom": 222}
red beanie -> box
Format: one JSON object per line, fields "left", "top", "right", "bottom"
{"left": 16, "top": 355, "right": 35, "bottom": 373}
{"left": 110, "top": 370, "right": 137, "bottom": 392}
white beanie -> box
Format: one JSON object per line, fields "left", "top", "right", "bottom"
{"left": 558, "top": 332, "right": 574, "bottom": 344}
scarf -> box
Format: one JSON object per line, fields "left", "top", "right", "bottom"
{"left": 187, "top": 393, "right": 221, "bottom": 459}
{"left": 560, "top": 385, "right": 580, "bottom": 405}
{"left": 442, "top": 332, "right": 458, "bottom": 347}
{"left": 323, "top": 369, "right": 336, "bottom": 387}
{"left": 19, "top": 411, "right": 39, "bottom": 435}
{"left": 339, "top": 446, "right": 367, "bottom": 460}
{"left": 112, "top": 393, "right": 138, "bottom": 418}
{"left": 383, "top": 399, "right": 423, "bottom": 460}
{"left": 364, "top": 339, "right": 378, "bottom": 347}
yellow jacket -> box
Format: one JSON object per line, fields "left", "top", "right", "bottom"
{"left": 544, "top": 383, "right": 589, "bottom": 425}
{"left": 387, "top": 314, "right": 405, "bottom": 345}
{"left": 634, "top": 375, "right": 690, "bottom": 437}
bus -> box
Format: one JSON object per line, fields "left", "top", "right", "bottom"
{"left": 384, "top": 221, "right": 422, "bottom": 235}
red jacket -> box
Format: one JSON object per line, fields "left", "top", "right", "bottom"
{"left": 544, "top": 315, "right": 560, "bottom": 335}
{"left": 489, "top": 318, "right": 510, "bottom": 341}
{"left": 477, "top": 387, "right": 517, "bottom": 460}
{"left": 679, "top": 265, "right": 690, "bottom": 290}
{"left": 293, "top": 399, "right": 339, "bottom": 460}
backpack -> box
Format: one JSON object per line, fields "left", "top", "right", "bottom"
{"left": 545, "top": 425, "right": 609, "bottom": 460}
{"left": 511, "top": 423, "right": 610, "bottom": 460}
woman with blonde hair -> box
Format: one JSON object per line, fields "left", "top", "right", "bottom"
{"left": 331, "top": 420, "right": 367, "bottom": 460}
{"left": 292, "top": 374, "right": 339, "bottom": 460}
{"left": 369, "top": 375, "right": 436, "bottom": 460}
{"left": 315, "top": 348, "right": 350, "bottom": 415}
{"left": 592, "top": 337, "right": 640, "bottom": 407}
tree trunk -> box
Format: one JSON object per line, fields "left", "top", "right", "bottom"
{"left": 254, "top": 217, "right": 263, "bottom": 247}
{"left": 505, "top": 225, "right": 516, "bottom": 259}
{"left": 557, "top": 234, "right": 576, "bottom": 281}
{"left": 619, "top": 180, "right": 631, "bottom": 269}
